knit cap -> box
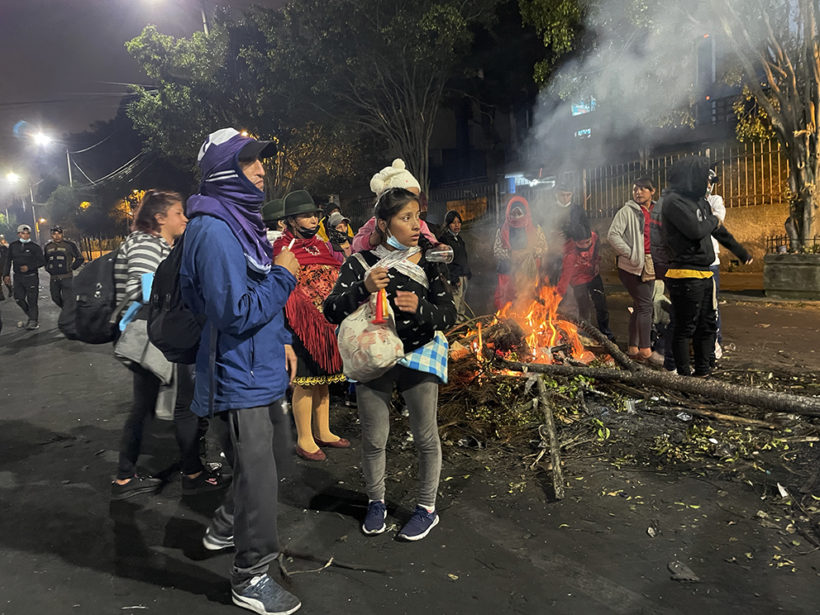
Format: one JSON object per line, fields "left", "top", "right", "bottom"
{"left": 369, "top": 159, "right": 420, "bottom": 195}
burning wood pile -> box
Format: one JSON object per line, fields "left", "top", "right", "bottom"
{"left": 438, "top": 285, "right": 820, "bottom": 500}
{"left": 449, "top": 286, "right": 601, "bottom": 367}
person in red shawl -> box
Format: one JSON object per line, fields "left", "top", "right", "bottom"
{"left": 493, "top": 196, "right": 548, "bottom": 310}
{"left": 273, "top": 190, "right": 349, "bottom": 461}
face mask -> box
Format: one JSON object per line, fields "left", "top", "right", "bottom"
{"left": 296, "top": 226, "right": 318, "bottom": 239}
{"left": 20, "top": 238, "right": 31, "bottom": 244}
{"left": 385, "top": 230, "right": 411, "bottom": 251}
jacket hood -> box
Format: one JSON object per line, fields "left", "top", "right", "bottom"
{"left": 668, "top": 156, "right": 711, "bottom": 200}
{"left": 188, "top": 128, "right": 271, "bottom": 274}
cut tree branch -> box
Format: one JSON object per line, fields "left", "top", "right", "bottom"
{"left": 501, "top": 361, "right": 820, "bottom": 417}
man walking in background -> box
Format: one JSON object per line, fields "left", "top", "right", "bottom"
{"left": 0, "top": 234, "right": 9, "bottom": 300}
{"left": 43, "top": 226, "right": 84, "bottom": 308}
{"left": 2, "top": 224, "right": 45, "bottom": 330}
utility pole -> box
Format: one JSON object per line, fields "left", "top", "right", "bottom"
{"left": 200, "top": 0, "right": 209, "bottom": 35}
{"left": 66, "top": 149, "right": 73, "bottom": 187}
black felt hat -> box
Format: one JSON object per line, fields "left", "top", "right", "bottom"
{"left": 283, "top": 190, "right": 322, "bottom": 217}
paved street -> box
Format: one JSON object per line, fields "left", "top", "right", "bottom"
{"left": 1, "top": 284, "right": 818, "bottom": 615}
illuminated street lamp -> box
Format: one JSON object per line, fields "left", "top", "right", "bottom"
{"left": 29, "top": 130, "right": 73, "bottom": 187}
{"left": 3, "top": 171, "right": 46, "bottom": 241}
{"left": 33, "top": 132, "right": 53, "bottom": 147}
{"left": 147, "top": 0, "right": 210, "bottom": 34}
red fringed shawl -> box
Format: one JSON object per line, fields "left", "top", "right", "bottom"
{"left": 273, "top": 231, "right": 343, "bottom": 373}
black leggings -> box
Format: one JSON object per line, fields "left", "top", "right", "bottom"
{"left": 117, "top": 364, "right": 206, "bottom": 479}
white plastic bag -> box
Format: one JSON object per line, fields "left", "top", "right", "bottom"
{"left": 337, "top": 292, "right": 404, "bottom": 383}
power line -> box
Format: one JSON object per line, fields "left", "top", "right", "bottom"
{"left": 69, "top": 131, "right": 117, "bottom": 154}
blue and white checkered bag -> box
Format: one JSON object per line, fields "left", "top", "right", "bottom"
{"left": 399, "top": 331, "right": 449, "bottom": 384}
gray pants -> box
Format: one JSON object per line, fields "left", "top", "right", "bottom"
{"left": 357, "top": 365, "right": 441, "bottom": 508}
{"left": 207, "top": 401, "right": 291, "bottom": 587}
{"left": 618, "top": 268, "right": 653, "bottom": 348}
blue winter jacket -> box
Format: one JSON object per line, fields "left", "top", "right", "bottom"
{"left": 180, "top": 214, "right": 296, "bottom": 416}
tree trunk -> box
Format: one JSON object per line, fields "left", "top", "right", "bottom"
{"left": 501, "top": 360, "right": 820, "bottom": 417}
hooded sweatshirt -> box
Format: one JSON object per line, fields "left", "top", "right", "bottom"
{"left": 180, "top": 130, "right": 297, "bottom": 416}
{"left": 662, "top": 157, "right": 750, "bottom": 273}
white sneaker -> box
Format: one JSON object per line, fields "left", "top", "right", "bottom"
{"left": 714, "top": 342, "right": 723, "bottom": 360}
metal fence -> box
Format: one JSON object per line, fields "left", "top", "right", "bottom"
{"left": 584, "top": 139, "right": 789, "bottom": 218}
{"left": 765, "top": 235, "right": 819, "bottom": 254}
{"left": 425, "top": 139, "right": 790, "bottom": 225}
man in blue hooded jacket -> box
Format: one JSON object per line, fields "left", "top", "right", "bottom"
{"left": 180, "top": 128, "right": 301, "bottom": 615}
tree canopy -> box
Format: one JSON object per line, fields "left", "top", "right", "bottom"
{"left": 125, "top": 13, "right": 360, "bottom": 197}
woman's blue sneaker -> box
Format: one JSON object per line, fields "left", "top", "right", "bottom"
{"left": 397, "top": 506, "right": 439, "bottom": 541}
{"left": 362, "top": 500, "right": 387, "bottom": 535}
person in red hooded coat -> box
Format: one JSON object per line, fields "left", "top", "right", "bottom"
{"left": 493, "top": 196, "right": 548, "bottom": 310}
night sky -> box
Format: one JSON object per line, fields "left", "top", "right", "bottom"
{"left": 0, "top": 0, "right": 281, "bottom": 170}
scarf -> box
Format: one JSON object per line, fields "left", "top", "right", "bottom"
{"left": 371, "top": 244, "right": 428, "bottom": 288}
{"left": 273, "top": 230, "right": 342, "bottom": 374}
{"left": 187, "top": 173, "right": 271, "bottom": 274}
{"left": 273, "top": 229, "right": 340, "bottom": 267}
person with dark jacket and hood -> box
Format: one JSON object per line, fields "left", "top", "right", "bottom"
{"left": 661, "top": 156, "right": 752, "bottom": 377}
{"left": 437, "top": 210, "right": 471, "bottom": 321}
{"left": 179, "top": 128, "right": 302, "bottom": 615}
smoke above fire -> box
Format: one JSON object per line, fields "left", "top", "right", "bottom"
{"left": 525, "top": 0, "right": 773, "bottom": 169}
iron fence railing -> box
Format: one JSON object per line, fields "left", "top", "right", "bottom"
{"left": 424, "top": 139, "right": 789, "bottom": 225}
{"left": 584, "top": 140, "right": 789, "bottom": 218}
{"left": 765, "top": 235, "right": 819, "bottom": 254}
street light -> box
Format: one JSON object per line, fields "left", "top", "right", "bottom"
{"left": 147, "top": 0, "right": 210, "bottom": 34}
{"left": 2, "top": 171, "right": 43, "bottom": 239}
{"left": 33, "top": 132, "right": 53, "bottom": 147}
{"left": 29, "top": 130, "right": 73, "bottom": 187}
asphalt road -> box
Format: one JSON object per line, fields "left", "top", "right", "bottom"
{"left": 1, "top": 284, "right": 818, "bottom": 615}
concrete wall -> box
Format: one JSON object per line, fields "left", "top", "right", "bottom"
{"left": 763, "top": 253, "right": 820, "bottom": 299}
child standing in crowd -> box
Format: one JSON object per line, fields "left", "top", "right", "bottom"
{"left": 324, "top": 187, "right": 456, "bottom": 541}
{"left": 112, "top": 190, "right": 226, "bottom": 500}
{"left": 436, "top": 209, "right": 471, "bottom": 322}
{"left": 556, "top": 227, "right": 614, "bottom": 341}
{"left": 350, "top": 159, "right": 437, "bottom": 253}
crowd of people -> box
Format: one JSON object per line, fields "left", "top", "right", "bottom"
{"left": 0, "top": 128, "right": 753, "bottom": 614}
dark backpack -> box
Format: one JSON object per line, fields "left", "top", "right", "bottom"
{"left": 147, "top": 232, "right": 204, "bottom": 364}
{"left": 72, "top": 248, "right": 122, "bottom": 344}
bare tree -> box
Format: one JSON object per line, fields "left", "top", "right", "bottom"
{"left": 715, "top": 0, "right": 818, "bottom": 247}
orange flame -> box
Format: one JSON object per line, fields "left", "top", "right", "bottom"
{"left": 494, "top": 285, "right": 585, "bottom": 363}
